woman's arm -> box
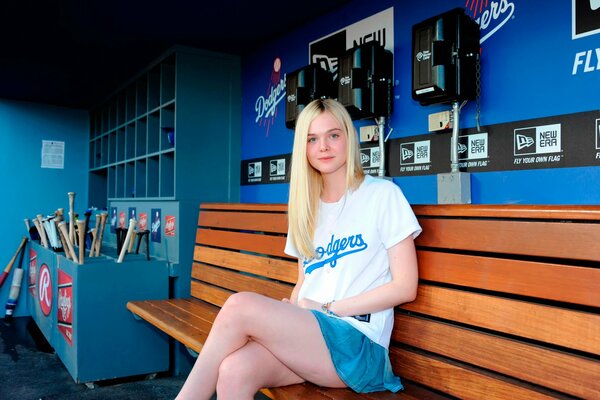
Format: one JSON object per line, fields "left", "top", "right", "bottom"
{"left": 284, "top": 259, "right": 305, "bottom": 305}
{"left": 299, "top": 235, "right": 419, "bottom": 317}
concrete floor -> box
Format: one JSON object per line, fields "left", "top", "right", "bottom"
{"left": 0, "top": 317, "right": 186, "bottom": 399}
{"left": 0, "top": 317, "right": 275, "bottom": 400}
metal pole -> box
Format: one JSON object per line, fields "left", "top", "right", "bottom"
{"left": 376, "top": 117, "right": 386, "bottom": 177}
{"left": 450, "top": 101, "right": 460, "bottom": 173}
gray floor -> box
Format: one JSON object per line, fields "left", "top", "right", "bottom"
{"left": 0, "top": 317, "right": 272, "bottom": 400}
{"left": 0, "top": 316, "right": 181, "bottom": 399}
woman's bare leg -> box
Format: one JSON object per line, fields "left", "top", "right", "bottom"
{"left": 216, "top": 340, "right": 304, "bottom": 399}
{"left": 175, "top": 292, "right": 345, "bottom": 400}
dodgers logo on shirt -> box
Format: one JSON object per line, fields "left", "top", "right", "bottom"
{"left": 304, "top": 233, "right": 368, "bottom": 274}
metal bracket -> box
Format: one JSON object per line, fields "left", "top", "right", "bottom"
{"left": 186, "top": 346, "right": 199, "bottom": 358}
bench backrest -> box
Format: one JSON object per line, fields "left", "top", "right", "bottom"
{"left": 193, "top": 203, "right": 600, "bottom": 399}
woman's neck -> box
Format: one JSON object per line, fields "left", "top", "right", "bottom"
{"left": 320, "top": 173, "right": 347, "bottom": 203}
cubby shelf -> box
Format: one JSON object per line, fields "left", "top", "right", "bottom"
{"left": 89, "top": 53, "right": 177, "bottom": 201}
{"left": 87, "top": 45, "right": 241, "bottom": 217}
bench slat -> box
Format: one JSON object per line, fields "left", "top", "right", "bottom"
{"left": 200, "top": 203, "right": 288, "bottom": 212}
{"left": 265, "top": 381, "right": 451, "bottom": 400}
{"left": 416, "top": 218, "right": 600, "bottom": 262}
{"left": 196, "top": 228, "right": 289, "bottom": 258}
{"left": 393, "top": 314, "right": 600, "bottom": 399}
{"left": 391, "top": 347, "right": 559, "bottom": 400}
{"left": 198, "top": 210, "right": 288, "bottom": 233}
{"left": 413, "top": 204, "right": 600, "bottom": 220}
{"left": 127, "top": 299, "right": 210, "bottom": 352}
{"left": 194, "top": 246, "right": 297, "bottom": 284}
{"left": 192, "top": 263, "right": 292, "bottom": 301}
{"left": 191, "top": 280, "right": 232, "bottom": 307}
{"left": 401, "top": 285, "right": 600, "bottom": 355}
{"left": 418, "top": 250, "right": 600, "bottom": 306}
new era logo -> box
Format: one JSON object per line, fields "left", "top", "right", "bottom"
{"left": 514, "top": 124, "right": 561, "bottom": 156}
{"left": 400, "top": 140, "right": 431, "bottom": 165}
{"left": 458, "top": 133, "right": 488, "bottom": 160}
{"left": 596, "top": 119, "right": 600, "bottom": 149}
{"left": 573, "top": 0, "right": 600, "bottom": 39}
{"left": 516, "top": 134, "right": 535, "bottom": 150}
{"left": 269, "top": 159, "right": 286, "bottom": 176}
{"left": 248, "top": 162, "right": 262, "bottom": 178}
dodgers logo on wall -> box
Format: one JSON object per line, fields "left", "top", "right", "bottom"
{"left": 255, "top": 57, "right": 286, "bottom": 137}
{"left": 57, "top": 269, "right": 73, "bottom": 346}
{"left": 110, "top": 207, "right": 117, "bottom": 233}
{"left": 38, "top": 263, "right": 52, "bottom": 317}
{"left": 466, "top": 0, "right": 516, "bottom": 43}
{"left": 573, "top": 0, "right": 600, "bottom": 39}
{"left": 151, "top": 208, "right": 161, "bottom": 243}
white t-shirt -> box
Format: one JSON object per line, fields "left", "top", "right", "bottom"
{"left": 284, "top": 175, "right": 422, "bottom": 348}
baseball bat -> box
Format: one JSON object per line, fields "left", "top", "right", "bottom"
{"left": 55, "top": 208, "right": 64, "bottom": 222}
{"left": 55, "top": 219, "right": 72, "bottom": 260}
{"left": 5, "top": 239, "right": 26, "bottom": 321}
{"left": 117, "top": 219, "right": 137, "bottom": 263}
{"left": 83, "top": 209, "right": 92, "bottom": 250}
{"left": 0, "top": 236, "right": 28, "bottom": 288}
{"left": 24, "top": 218, "right": 30, "bottom": 232}
{"left": 68, "top": 192, "right": 76, "bottom": 244}
{"left": 94, "top": 213, "right": 108, "bottom": 257}
{"left": 58, "top": 221, "right": 78, "bottom": 264}
{"left": 36, "top": 214, "right": 49, "bottom": 248}
{"left": 76, "top": 220, "right": 86, "bottom": 264}
{"left": 89, "top": 228, "right": 97, "bottom": 258}
{"left": 89, "top": 214, "right": 100, "bottom": 257}
{"left": 4, "top": 269, "right": 24, "bottom": 321}
{"left": 128, "top": 230, "right": 137, "bottom": 253}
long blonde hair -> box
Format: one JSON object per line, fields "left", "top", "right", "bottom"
{"left": 288, "top": 99, "right": 365, "bottom": 260}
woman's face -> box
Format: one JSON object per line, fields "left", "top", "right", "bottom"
{"left": 305, "top": 111, "right": 348, "bottom": 179}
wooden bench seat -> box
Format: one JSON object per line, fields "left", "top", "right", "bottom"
{"left": 128, "top": 203, "right": 600, "bottom": 399}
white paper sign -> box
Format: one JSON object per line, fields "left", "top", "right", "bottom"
{"left": 41, "top": 140, "right": 65, "bottom": 169}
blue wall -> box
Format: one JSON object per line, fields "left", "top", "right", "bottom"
{"left": 240, "top": 0, "right": 600, "bottom": 204}
{"left": 0, "top": 99, "right": 89, "bottom": 317}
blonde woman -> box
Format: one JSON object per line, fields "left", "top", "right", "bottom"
{"left": 176, "top": 99, "right": 421, "bottom": 400}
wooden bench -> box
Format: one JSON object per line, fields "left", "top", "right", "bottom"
{"left": 127, "top": 203, "right": 600, "bottom": 399}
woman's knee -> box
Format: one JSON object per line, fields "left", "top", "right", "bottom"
{"left": 216, "top": 353, "right": 260, "bottom": 397}
{"left": 215, "top": 292, "right": 264, "bottom": 329}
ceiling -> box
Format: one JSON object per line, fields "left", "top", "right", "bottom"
{"left": 0, "top": 0, "right": 349, "bottom": 110}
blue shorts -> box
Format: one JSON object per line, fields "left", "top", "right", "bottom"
{"left": 310, "top": 310, "right": 403, "bottom": 393}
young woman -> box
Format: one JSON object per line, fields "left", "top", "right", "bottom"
{"left": 175, "top": 98, "right": 421, "bottom": 400}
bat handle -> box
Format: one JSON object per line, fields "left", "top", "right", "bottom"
{"left": 68, "top": 192, "right": 76, "bottom": 243}
{"left": 117, "top": 219, "right": 137, "bottom": 263}
{"left": 5, "top": 268, "right": 25, "bottom": 321}
{"left": 58, "top": 221, "right": 78, "bottom": 264}
{"left": 36, "top": 215, "right": 49, "bottom": 248}
{"left": 76, "top": 220, "right": 86, "bottom": 265}
{"left": 89, "top": 228, "right": 97, "bottom": 258}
